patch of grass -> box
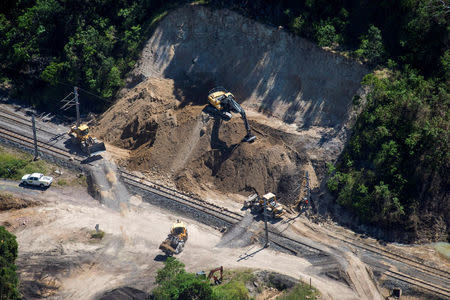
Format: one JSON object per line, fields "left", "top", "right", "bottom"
{"left": 57, "top": 179, "right": 68, "bottom": 186}
{"left": 0, "top": 147, "right": 48, "bottom": 180}
{"left": 213, "top": 280, "right": 248, "bottom": 300}
{"left": 90, "top": 230, "right": 105, "bottom": 239}
{"left": 211, "top": 269, "right": 255, "bottom": 300}
{"left": 76, "top": 174, "right": 87, "bottom": 187}
{"left": 277, "top": 282, "right": 319, "bottom": 300}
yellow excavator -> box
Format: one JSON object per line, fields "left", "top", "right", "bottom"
{"left": 205, "top": 87, "right": 256, "bottom": 143}
{"left": 68, "top": 124, "right": 106, "bottom": 156}
{"left": 159, "top": 220, "right": 188, "bottom": 256}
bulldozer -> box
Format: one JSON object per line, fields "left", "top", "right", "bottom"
{"left": 244, "top": 192, "right": 285, "bottom": 218}
{"left": 159, "top": 220, "right": 188, "bottom": 256}
{"left": 68, "top": 123, "right": 106, "bottom": 156}
{"left": 205, "top": 87, "right": 256, "bottom": 143}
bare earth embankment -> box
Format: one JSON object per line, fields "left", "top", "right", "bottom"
{"left": 92, "top": 4, "right": 369, "bottom": 208}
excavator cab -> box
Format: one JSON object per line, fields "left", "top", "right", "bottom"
{"left": 205, "top": 87, "right": 256, "bottom": 143}
{"left": 171, "top": 220, "right": 188, "bottom": 238}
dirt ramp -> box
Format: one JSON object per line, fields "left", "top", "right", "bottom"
{"left": 133, "top": 4, "right": 368, "bottom": 128}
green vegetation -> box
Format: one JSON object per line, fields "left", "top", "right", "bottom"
{"left": 153, "top": 257, "right": 214, "bottom": 300}
{"left": 153, "top": 259, "right": 257, "bottom": 300}
{"left": 0, "top": 0, "right": 181, "bottom": 112}
{"left": 277, "top": 282, "right": 318, "bottom": 300}
{"left": 0, "top": 226, "right": 20, "bottom": 299}
{"left": 90, "top": 230, "right": 105, "bottom": 239}
{"left": 0, "top": 147, "right": 47, "bottom": 180}
{"left": 328, "top": 67, "right": 449, "bottom": 230}
{"left": 212, "top": 269, "right": 254, "bottom": 300}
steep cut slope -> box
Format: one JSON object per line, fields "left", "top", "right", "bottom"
{"left": 132, "top": 5, "right": 368, "bottom": 129}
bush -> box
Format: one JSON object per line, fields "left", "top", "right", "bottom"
{"left": 0, "top": 227, "right": 20, "bottom": 300}
{"left": 212, "top": 280, "right": 248, "bottom": 300}
{"left": 277, "top": 282, "right": 318, "bottom": 300}
{"left": 0, "top": 148, "right": 47, "bottom": 180}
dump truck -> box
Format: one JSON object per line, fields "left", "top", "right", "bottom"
{"left": 159, "top": 220, "right": 188, "bottom": 256}
{"left": 68, "top": 123, "right": 106, "bottom": 156}
{"left": 244, "top": 192, "right": 285, "bottom": 218}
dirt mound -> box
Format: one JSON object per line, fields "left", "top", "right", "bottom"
{"left": 0, "top": 192, "right": 39, "bottom": 210}
{"left": 93, "top": 78, "right": 305, "bottom": 203}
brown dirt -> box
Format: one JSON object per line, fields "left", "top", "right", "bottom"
{"left": 93, "top": 78, "right": 307, "bottom": 204}
{"left": 0, "top": 192, "right": 40, "bottom": 211}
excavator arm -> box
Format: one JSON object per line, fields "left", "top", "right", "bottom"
{"left": 225, "top": 96, "right": 256, "bottom": 143}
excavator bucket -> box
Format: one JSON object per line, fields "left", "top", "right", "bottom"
{"left": 159, "top": 240, "right": 176, "bottom": 255}
{"left": 242, "top": 134, "right": 256, "bottom": 143}
{"left": 87, "top": 141, "right": 106, "bottom": 156}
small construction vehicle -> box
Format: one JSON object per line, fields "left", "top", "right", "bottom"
{"left": 68, "top": 123, "right": 106, "bottom": 156}
{"left": 159, "top": 220, "right": 188, "bottom": 256}
{"left": 244, "top": 192, "right": 285, "bottom": 218}
{"left": 196, "top": 266, "right": 223, "bottom": 285}
{"left": 205, "top": 87, "right": 256, "bottom": 143}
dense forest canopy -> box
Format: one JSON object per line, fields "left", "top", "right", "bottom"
{"left": 0, "top": 0, "right": 448, "bottom": 240}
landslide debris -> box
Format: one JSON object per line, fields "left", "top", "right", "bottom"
{"left": 92, "top": 4, "right": 369, "bottom": 205}
{"left": 93, "top": 78, "right": 305, "bottom": 204}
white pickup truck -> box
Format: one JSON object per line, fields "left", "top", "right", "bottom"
{"left": 21, "top": 173, "right": 53, "bottom": 187}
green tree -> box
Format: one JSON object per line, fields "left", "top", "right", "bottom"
{"left": 355, "top": 25, "right": 385, "bottom": 65}
{"left": 315, "top": 22, "right": 339, "bottom": 47}
{"left": 0, "top": 226, "right": 19, "bottom": 300}
{"left": 153, "top": 257, "right": 214, "bottom": 300}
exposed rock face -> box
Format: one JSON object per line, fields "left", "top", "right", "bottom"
{"left": 133, "top": 4, "right": 368, "bottom": 129}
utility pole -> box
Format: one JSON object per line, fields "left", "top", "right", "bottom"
{"left": 263, "top": 197, "right": 270, "bottom": 248}
{"left": 305, "top": 171, "right": 310, "bottom": 205}
{"left": 74, "top": 86, "right": 80, "bottom": 127}
{"left": 31, "top": 114, "right": 39, "bottom": 160}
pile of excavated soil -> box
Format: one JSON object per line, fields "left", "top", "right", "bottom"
{"left": 93, "top": 78, "right": 305, "bottom": 204}
{"left": 93, "top": 4, "right": 369, "bottom": 205}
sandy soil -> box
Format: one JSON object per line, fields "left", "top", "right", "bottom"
{"left": 0, "top": 179, "right": 374, "bottom": 300}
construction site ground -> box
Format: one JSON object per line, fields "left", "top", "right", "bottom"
{"left": 0, "top": 178, "right": 367, "bottom": 299}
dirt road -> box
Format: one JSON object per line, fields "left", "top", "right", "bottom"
{"left": 0, "top": 179, "right": 378, "bottom": 299}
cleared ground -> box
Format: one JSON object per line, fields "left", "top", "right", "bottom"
{"left": 0, "top": 179, "right": 373, "bottom": 299}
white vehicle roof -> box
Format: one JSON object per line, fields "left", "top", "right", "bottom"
{"left": 263, "top": 192, "right": 276, "bottom": 200}
{"left": 30, "top": 173, "right": 43, "bottom": 178}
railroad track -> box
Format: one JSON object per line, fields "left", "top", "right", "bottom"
{"left": 0, "top": 107, "right": 60, "bottom": 137}
{"left": 330, "top": 230, "right": 450, "bottom": 284}
{"left": 0, "top": 107, "right": 449, "bottom": 298}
